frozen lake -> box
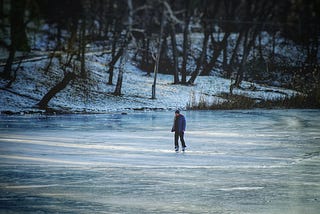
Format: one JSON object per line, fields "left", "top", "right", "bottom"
{"left": 0, "top": 109, "right": 319, "bottom": 213}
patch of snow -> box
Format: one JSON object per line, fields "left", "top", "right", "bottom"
{"left": 0, "top": 53, "right": 298, "bottom": 114}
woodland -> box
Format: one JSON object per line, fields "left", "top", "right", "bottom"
{"left": 1, "top": 0, "right": 319, "bottom": 109}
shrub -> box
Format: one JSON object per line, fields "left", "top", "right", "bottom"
{"left": 187, "top": 92, "right": 320, "bottom": 110}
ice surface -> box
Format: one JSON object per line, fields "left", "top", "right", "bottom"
{"left": 0, "top": 110, "right": 319, "bottom": 213}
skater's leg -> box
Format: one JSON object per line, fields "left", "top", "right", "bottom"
{"left": 179, "top": 132, "right": 186, "bottom": 148}
{"left": 174, "top": 133, "right": 179, "bottom": 150}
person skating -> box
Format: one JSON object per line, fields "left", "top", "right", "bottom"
{"left": 171, "top": 110, "right": 187, "bottom": 152}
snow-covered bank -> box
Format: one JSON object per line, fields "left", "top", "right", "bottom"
{"left": 0, "top": 55, "right": 298, "bottom": 114}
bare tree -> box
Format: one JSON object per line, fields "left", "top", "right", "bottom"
{"left": 107, "top": 22, "right": 122, "bottom": 85}
{"left": 151, "top": 3, "right": 165, "bottom": 99}
{"left": 169, "top": 19, "right": 179, "bottom": 84}
{"left": 187, "top": 0, "right": 221, "bottom": 85}
{"left": 114, "top": 0, "right": 133, "bottom": 96}
{"left": 37, "top": 72, "right": 77, "bottom": 109}
{"left": 37, "top": 17, "right": 79, "bottom": 110}
{"left": 114, "top": 48, "right": 127, "bottom": 96}
{"left": 234, "top": 0, "right": 275, "bottom": 87}
{"left": 2, "top": 0, "right": 30, "bottom": 80}
{"left": 181, "top": 0, "right": 191, "bottom": 84}
{"left": 187, "top": 22, "right": 211, "bottom": 85}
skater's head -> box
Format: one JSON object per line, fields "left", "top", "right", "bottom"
{"left": 175, "top": 110, "right": 180, "bottom": 116}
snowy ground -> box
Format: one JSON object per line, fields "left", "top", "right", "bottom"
{"left": 0, "top": 109, "right": 319, "bottom": 213}
{"left": 0, "top": 54, "right": 298, "bottom": 114}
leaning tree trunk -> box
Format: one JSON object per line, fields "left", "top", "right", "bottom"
{"left": 37, "top": 72, "right": 76, "bottom": 109}
{"left": 201, "top": 31, "right": 230, "bottom": 76}
{"left": 235, "top": 26, "right": 260, "bottom": 87}
{"left": 229, "top": 30, "right": 244, "bottom": 69}
{"left": 187, "top": 27, "right": 210, "bottom": 85}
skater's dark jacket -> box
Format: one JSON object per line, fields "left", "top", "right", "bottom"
{"left": 171, "top": 114, "right": 186, "bottom": 133}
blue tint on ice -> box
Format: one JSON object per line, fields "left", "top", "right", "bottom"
{"left": 0, "top": 110, "right": 319, "bottom": 213}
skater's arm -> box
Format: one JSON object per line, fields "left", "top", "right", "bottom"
{"left": 171, "top": 116, "right": 176, "bottom": 132}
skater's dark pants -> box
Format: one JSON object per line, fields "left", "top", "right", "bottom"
{"left": 175, "top": 132, "right": 186, "bottom": 148}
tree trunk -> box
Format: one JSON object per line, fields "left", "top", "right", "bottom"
{"left": 37, "top": 72, "right": 77, "bottom": 109}
{"left": 3, "top": 0, "right": 29, "bottom": 79}
{"left": 235, "top": 29, "right": 249, "bottom": 87}
{"left": 80, "top": 19, "right": 86, "bottom": 79}
{"left": 113, "top": 0, "right": 133, "bottom": 96}
{"left": 145, "top": 38, "right": 151, "bottom": 75}
{"left": 10, "top": 0, "right": 29, "bottom": 52}
{"left": 235, "top": 27, "right": 261, "bottom": 87}
{"left": 170, "top": 21, "right": 180, "bottom": 84}
{"left": 108, "top": 31, "right": 121, "bottom": 85}
{"left": 0, "top": 0, "right": 3, "bottom": 19}
{"left": 181, "top": 2, "right": 190, "bottom": 84}
{"left": 229, "top": 30, "right": 244, "bottom": 68}
{"left": 113, "top": 50, "right": 126, "bottom": 96}
{"left": 44, "top": 47, "right": 58, "bottom": 75}
{"left": 3, "top": 47, "right": 15, "bottom": 80}
{"left": 187, "top": 29, "right": 210, "bottom": 84}
{"left": 151, "top": 5, "right": 165, "bottom": 99}
{"left": 107, "top": 51, "right": 115, "bottom": 85}
{"left": 202, "top": 31, "right": 231, "bottom": 75}
{"left": 5, "top": 53, "right": 26, "bottom": 88}
{"left": 271, "top": 29, "right": 276, "bottom": 63}
{"left": 187, "top": 0, "right": 222, "bottom": 84}
{"left": 151, "top": 53, "right": 159, "bottom": 99}
{"left": 223, "top": 39, "right": 228, "bottom": 77}
{"left": 234, "top": 0, "right": 273, "bottom": 86}
{"left": 258, "top": 32, "right": 264, "bottom": 61}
